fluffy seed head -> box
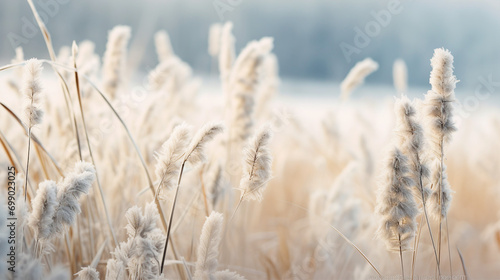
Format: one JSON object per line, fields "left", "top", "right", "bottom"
{"left": 28, "top": 180, "right": 58, "bottom": 241}
{"left": 194, "top": 212, "right": 224, "bottom": 280}
{"left": 209, "top": 23, "right": 222, "bottom": 57}
{"left": 52, "top": 161, "right": 96, "bottom": 236}
{"left": 184, "top": 123, "right": 224, "bottom": 166}
{"left": 425, "top": 48, "right": 458, "bottom": 149}
{"left": 394, "top": 96, "right": 431, "bottom": 196}
{"left": 102, "top": 25, "right": 131, "bottom": 99}
{"left": 376, "top": 148, "right": 419, "bottom": 252}
{"left": 427, "top": 160, "right": 453, "bottom": 220}
{"left": 340, "top": 58, "right": 379, "bottom": 101}
{"left": 76, "top": 267, "right": 99, "bottom": 280}
{"left": 429, "top": 48, "right": 457, "bottom": 97}
{"left": 219, "top": 22, "right": 235, "bottom": 83}
{"left": 155, "top": 30, "right": 174, "bottom": 62}
{"left": 393, "top": 59, "right": 408, "bottom": 94}
{"left": 155, "top": 123, "right": 191, "bottom": 191}
{"left": 23, "top": 58, "right": 44, "bottom": 126}
{"left": 238, "top": 125, "right": 273, "bottom": 202}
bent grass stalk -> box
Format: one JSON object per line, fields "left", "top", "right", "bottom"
{"left": 285, "top": 200, "right": 382, "bottom": 278}
{"left": 72, "top": 42, "right": 118, "bottom": 247}
{"left": 161, "top": 160, "right": 187, "bottom": 274}
{"left": 0, "top": 102, "right": 63, "bottom": 176}
{"left": 457, "top": 247, "right": 468, "bottom": 280}
{"left": 27, "top": 0, "right": 84, "bottom": 163}
{"left": 42, "top": 60, "right": 186, "bottom": 277}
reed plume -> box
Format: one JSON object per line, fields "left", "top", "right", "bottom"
{"left": 394, "top": 95, "right": 440, "bottom": 272}
{"left": 194, "top": 212, "right": 245, "bottom": 280}
{"left": 394, "top": 96, "right": 431, "bottom": 199}
{"left": 194, "top": 212, "right": 224, "bottom": 280}
{"left": 393, "top": 59, "right": 408, "bottom": 94}
{"left": 376, "top": 148, "right": 418, "bottom": 276}
{"left": 230, "top": 126, "right": 272, "bottom": 221}
{"left": 428, "top": 160, "right": 453, "bottom": 220}
{"left": 24, "top": 159, "right": 90, "bottom": 265}
{"left": 213, "top": 270, "right": 246, "bottom": 280}
{"left": 155, "top": 30, "right": 174, "bottom": 63}
{"left": 154, "top": 123, "right": 191, "bottom": 195}
{"left": 105, "top": 259, "right": 126, "bottom": 280}
{"left": 423, "top": 48, "right": 458, "bottom": 271}
{"left": 28, "top": 180, "right": 58, "bottom": 242}
{"left": 205, "top": 163, "right": 224, "bottom": 208}
{"left": 107, "top": 202, "right": 164, "bottom": 280}
{"left": 76, "top": 267, "right": 99, "bottom": 280}
{"left": 425, "top": 48, "right": 458, "bottom": 154}
{"left": 219, "top": 22, "right": 235, "bottom": 87}
{"left": 22, "top": 58, "right": 44, "bottom": 126}
{"left": 51, "top": 161, "right": 96, "bottom": 237}
{"left": 227, "top": 37, "right": 274, "bottom": 151}
{"left": 340, "top": 58, "right": 379, "bottom": 101}
{"left": 148, "top": 57, "right": 191, "bottom": 93}
{"left": 102, "top": 25, "right": 131, "bottom": 99}
{"left": 184, "top": 123, "right": 225, "bottom": 167}
{"left": 22, "top": 58, "right": 44, "bottom": 202}
{"left": 208, "top": 23, "right": 222, "bottom": 58}
{"left": 237, "top": 125, "right": 273, "bottom": 202}
{"left": 256, "top": 54, "right": 279, "bottom": 118}
{"left": 161, "top": 123, "right": 224, "bottom": 274}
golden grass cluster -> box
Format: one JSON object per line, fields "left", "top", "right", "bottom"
{"left": 1, "top": 3, "right": 500, "bottom": 280}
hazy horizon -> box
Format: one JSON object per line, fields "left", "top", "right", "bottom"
{"left": 1, "top": 0, "right": 500, "bottom": 90}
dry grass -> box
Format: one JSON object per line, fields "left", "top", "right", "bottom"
{"left": 0, "top": 3, "right": 499, "bottom": 280}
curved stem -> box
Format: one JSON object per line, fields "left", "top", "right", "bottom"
{"left": 161, "top": 160, "right": 186, "bottom": 274}
{"left": 24, "top": 127, "right": 32, "bottom": 202}
{"left": 229, "top": 195, "right": 244, "bottom": 223}
{"left": 73, "top": 56, "right": 118, "bottom": 247}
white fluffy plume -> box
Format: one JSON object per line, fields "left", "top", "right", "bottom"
{"left": 424, "top": 48, "right": 458, "bottom": 220}
{"left": 238, "top": 125, "right": 273, "bottom": 202}
{"left": 102, "top": 25, "right": 131, "bottom": 99}
{"left": 184, "top": 123, "right": 224, "bottom": 167}
{"left": 208, "top": 23, "right": 222, "bottom": 57}
{"left": 51, "top": 161, "right": 96, "bottom": 237}
{"left": 340, "top": 58, "right": 379, "bottom": 101}
{"left": 23, "top": 58, "right": 44, "bottom": 127}
{"left": 228, "top": 37, "right": 274, "bottom": 144}
{"left": 427, "top": 160, "right": 453, "bottom": 220}
{"left": 393, "top": 59, "right": 408, "bottom": 94}
{"left": 155, "top": 30, "right": 174, "bottom": 63}
{"left": 376, "top": 148, "right": 419, "bottom": 252}
{"left": 194, "top": 212, "right": 224, "bottom": 280}
{"left": 219, "top": 22, "right": 235, "bottom": 86}
{"left": 424, "top": 48, "right": 458, "bottom": 153}
{"left": 394, "top": 96, "right": 431, "bottom": 199}
{"left": 76, "top": 267, "right": 99, "bottom": 280}
{"left": 28, "top": 180, "right": 58, "bottom": 241}
{"left": 155, "top": 123, "right": 191, "bottom": 191}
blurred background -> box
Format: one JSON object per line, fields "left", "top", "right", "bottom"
{"left": 1, "top": 0, "right": 500, "bottom": 91}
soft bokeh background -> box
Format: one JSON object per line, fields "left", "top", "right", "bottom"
{"left": 1, "top": 0, "right": 500, "bottom": 90}
{"left": 1, "top": 1, "right": 500, "bottom": 279}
